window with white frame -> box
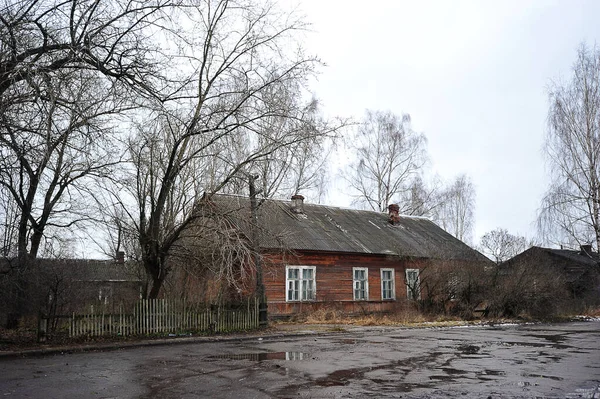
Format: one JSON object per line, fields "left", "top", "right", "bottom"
{"left": 381, "top": 268, "right": 395, "bottom": 300}
{"left": 286, "top": 266, "right": 316, "bottom": 302}
{"left": 405, "top": 269, "right": 420, "bottom": 300}
{"left": 353, "top": 267, "right": 369, "bottom": 300}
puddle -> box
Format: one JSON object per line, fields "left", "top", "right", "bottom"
{"left": 441, "top": 367, "right": 469, "bottom": 375}
{"left": 316, "top": 352, "right": 443, "bottom": 388}
{"left": 502, "top": 341, "right": 571, "bottom": 350}
{"left": 207, "top": 352, "right": 309, "bottom": 361}
{"left": 522, "top": 373, "right": 563, "bottom": 381}
{"left": 480, "top": 369, "right": 505, "bottom": 376}
{"left": 526, "top": 333, "right": 567, "bottom": 344}
{"left": 457, "top": 344, "right": 480, "bottom": 354}
{"left": 429, "top": 375, "right": 456, "bottom": 381}
{"left": 316, "top": 368, "right": 362, "bottom": 386}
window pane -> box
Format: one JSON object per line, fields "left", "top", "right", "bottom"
{"left": 303, "top": 268, "right": 313, "bottom": 279}
{"left": 287, "top": 274, "right": 299, "bottom": 301}
{"left": 305, "top": 279, "right": 314, "bottom": 300}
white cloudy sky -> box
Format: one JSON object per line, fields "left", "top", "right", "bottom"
{"left": 297, "top": 0, "right": 600, "bottom": 244}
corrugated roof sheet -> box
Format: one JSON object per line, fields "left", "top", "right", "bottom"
{"left": 209, "top": 195, "right": 489, "bottom": 262}
{"left": 545, "top": 248, "right": 600, "bottom": 267}
{"left": 502, "top": 246, "right": 599, "bottom": 281}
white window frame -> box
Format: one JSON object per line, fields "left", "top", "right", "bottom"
{"left": 406, "top": 268, "right": 421, "bottom": 300}
{"left": 285, "top": 265, "right": 316, "bottom": 302}
{"left": 380, "top": 268, "right": 396, "bottom": 300}
{"left": 353, "top": 267, "right": 369, "bottom": 301}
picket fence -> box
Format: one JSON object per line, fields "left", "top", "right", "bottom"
{"left": 68, "top": 299, "right": 260, "bottom": 337}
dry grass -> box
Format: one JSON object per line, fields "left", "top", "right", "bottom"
{"left": 289, "top": 304, "right": 470, "bottom": 328}
{"left": 585, "top": 307, "right": 600, "bottom": 317}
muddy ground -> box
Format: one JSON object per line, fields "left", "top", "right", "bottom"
{"left": 1, "top": 321, "right": 599, "bottom": 398}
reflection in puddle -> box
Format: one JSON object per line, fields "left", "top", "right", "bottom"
{"left": 208, "top": 351, "right": 308, "bottom": 361}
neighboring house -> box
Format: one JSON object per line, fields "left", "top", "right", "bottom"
{"left": 53, "top": 257, "right": 144, "bottom": 307}
{"left": 0, "top": 255, "right": 143, "bottom": 325}
{"left": 205, "top": 194, "right": 492, "bottom": 317}
{"left": 501, "top": 245, "right": 600, "bottom": 305}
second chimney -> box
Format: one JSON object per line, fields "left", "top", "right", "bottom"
{"left": 388, "top": 204, "right": 400, "bottom": 225}
{"left": 291, "top": 194, "right": 305, "bottom": 214}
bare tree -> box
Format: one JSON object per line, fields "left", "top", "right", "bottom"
{"left": 479, "top": 228, "right": 530, "bottom": 264}
{"left": 0, "top": 186, "right": 18, "bottom": 257}
{"left": 229, "top": 95, "right": 337, "bottom": 202}
{"left": 0, "top": 69, "right": 128, "bottom": 260}
{"left": 398, "top": 175, "right": 447, "bottom": 218}
{"left": 103, "top": 0, "right": 339, "bottom": 299}
{"left": 0, "top": 0, "right": 176, "bottom": 261}
{"left": 345, "top": 110, "right": 428, "bottom": 212}
{"left": 0, "top": 0, "right": 179, "bottom": 325}
{"left": 0, "top": 0, "right": 171, "bottom": 100}
{"left": 539, "top": 44, "right": 600, "bottom": 250}
{"left": 434, "top": 174, "right": 476, "bottom": 244}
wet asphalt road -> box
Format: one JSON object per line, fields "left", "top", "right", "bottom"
{"left": 1, "top": 321, "right": 599, "bottom": 398}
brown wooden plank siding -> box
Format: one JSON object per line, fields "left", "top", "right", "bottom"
{"left": 263, "top": 251, "right": 430, "bottom": 316}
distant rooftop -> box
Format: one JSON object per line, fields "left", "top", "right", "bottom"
{"left": 0, "top": 258, "right": 141, "bottom": 282}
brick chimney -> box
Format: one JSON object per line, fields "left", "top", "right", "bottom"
{"left": 116, "top": 251, "right": 125, "bottom": 264}
{"left": 291, "top": 194, "right": 305, "bottom": 214}
{"left": 580, "top": 245, "right": 593, "bottom": 256}
{"left": 388, "top": 204, "right": 400, "bottom": 225}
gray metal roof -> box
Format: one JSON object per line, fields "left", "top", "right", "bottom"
{"left": 209, "top": 195, "right": 490, "bottom": 262}
{"left": 502, "top": 246, "right": 599, "bottom": 281}
{"left": 544, "top": 247, "right": 600, "bottom": 267}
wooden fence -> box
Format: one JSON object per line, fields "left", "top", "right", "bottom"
{"left": 63, "top": 299, "right": 259, "bottom": 338}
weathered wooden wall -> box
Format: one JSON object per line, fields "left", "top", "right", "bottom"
{"left": 263, "top": 251, "right": 432, "bottom": 316}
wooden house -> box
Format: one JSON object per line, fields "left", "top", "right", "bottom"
{"left": 205, "top": 194, "right": 492, "bottom": 317}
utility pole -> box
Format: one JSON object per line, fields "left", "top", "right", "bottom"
{"left": 249, "top": 174, "right": 268, "bottom": 327}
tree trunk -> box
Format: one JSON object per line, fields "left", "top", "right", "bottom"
{"left": 29, "top": 228, "right": 44, "bottom": 259}
{"left": 148, "top": 276, "right": 163, "bottom": 299}
{"left": 143, "top": 250, "right": 165, "bottom": 299}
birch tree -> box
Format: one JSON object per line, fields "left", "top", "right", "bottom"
{"left": 539, "top": 44, "right": 600, "bottom": 250}
{"left": 346, "top": 110, "right": 428, "bottom": 212}
{"left": 435, "top": 174, "right": 476, "bottom": 244}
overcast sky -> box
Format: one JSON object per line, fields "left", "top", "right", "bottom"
{"left": 297, "top": 0, "right": 600, "bottom": 245}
